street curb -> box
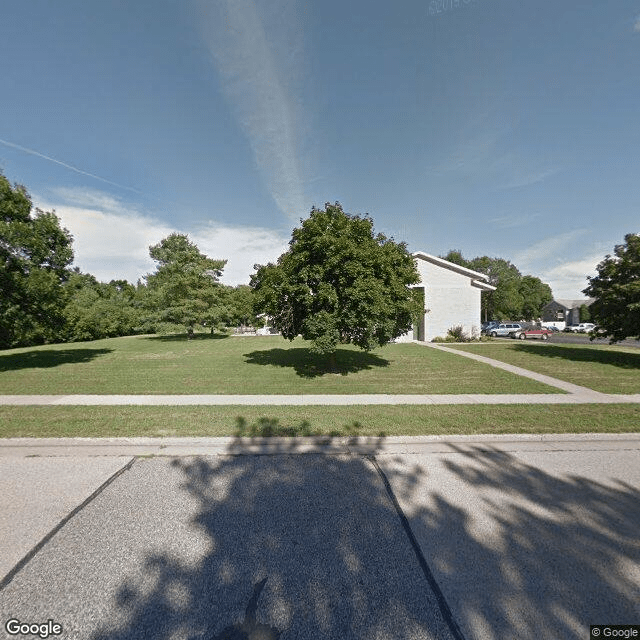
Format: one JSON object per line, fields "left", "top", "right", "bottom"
{"left": 1, "top": 433, "right": 639, "bottom": 457}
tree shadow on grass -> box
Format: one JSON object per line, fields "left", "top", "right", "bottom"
{"left": 514, "top": 343, "right": 640, "bottom": 369}
{"left": 0, "top": 348, "right": 113, "bottom": 372}
{"left": 144, "top": 333, "right": 231, "bottom": 342}
{"left": 243, "top": 347, "right": 390, "bottom": 378}
{"left": 233, "top": 416, "right": 369, "bottom": 438}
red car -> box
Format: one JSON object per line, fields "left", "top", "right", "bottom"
{"left": 514, "top": 328, "right": 553, "bottom": 340}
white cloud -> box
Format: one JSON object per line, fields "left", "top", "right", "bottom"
{"left": 538, "top": 256, "right": 601, "bottom": 299}
{"left": 191, "top": 224, "right": 289, "bottom": 286}
{"left": 634, "top": 15, "right": 640, "bottom": 32}
{"left": 36, "top": 191, "right": 174, "bottom": 284}
{"left": 198, "top": 0, "right": 308, "bottom": 221}
{"left": 35, "top": 188, "right": 289, "bottom": 286}
{"left": 509, "top": 230, "right": 609, "bottom": 298}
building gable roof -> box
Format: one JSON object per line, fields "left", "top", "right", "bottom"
{"left": 553, "top": 298, "right": 595, "bottom": 309}
{"left": 412, "top": 252, "right": 496, "bottom": 291}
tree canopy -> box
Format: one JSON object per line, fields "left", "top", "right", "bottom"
{"left": 144, "top": 233, "right": 228, "bottom": 335}
{"left": 442, "top": 250, "right": 552, "bottom": 321}
{"left": 251, "top": 203, "right": 421, "bottom": 356}
{"left": 583, "top": 233, "right": 640, "bottom": 342}
{"left": 1, "top": 173, "right": 74, "bottom": 347}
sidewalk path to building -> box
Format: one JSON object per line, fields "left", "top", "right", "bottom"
{"left": 1, "top": 434, "right": 639, "bottom": 640}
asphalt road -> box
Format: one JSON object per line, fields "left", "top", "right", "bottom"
{"left": 1, "top": 435, "right": 639, "bottom": 640}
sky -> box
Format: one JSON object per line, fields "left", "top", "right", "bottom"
{"left": 1, "top": 0, "right": 639, "bottom": 298}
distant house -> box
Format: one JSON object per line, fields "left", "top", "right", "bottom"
{"left": 541, "top": 298, "right": 594, "bottom": 329}
{"left": 396, "top": 252, "right": 495, "bottom": 342}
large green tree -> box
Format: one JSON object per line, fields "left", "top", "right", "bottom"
{"left": 442, "top": 250, "right": 552, "bottom": 321}
{"left": 144, "top": 233, "right": 227, "bottom": 336}
{"left": 226, "top": 284, "right": 264, "bottom": 329}
{"left": 0, "top": 173, "right": 74, "bottom": 347}
{"left": 63, "top": 271, "right": 143, "bottom": 341}
{"left": 583, "top": 233, "right": 640, "bottom": 342}
{"left": 251, "top": 203, "right": 421, "bottom": 358}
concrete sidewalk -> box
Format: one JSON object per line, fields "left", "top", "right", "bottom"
{"left": 2, "top": 391, "right": 640, "bottom": 404}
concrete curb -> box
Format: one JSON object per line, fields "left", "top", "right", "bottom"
{"left": 1, "top": 433, "right": 639, "bottom": 457}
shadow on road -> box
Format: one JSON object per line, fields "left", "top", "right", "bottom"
{"left": 0, "top": 347, "right": 112, "bottom": 372}
{"left": 512, "top": 343, "right": 640, "bottom": 369}
{"left": 85, "top": 436, "right": 640, "bottom": 639}
{"left": 243, "top": 347, "right": 390, "bottom": 378}
{"left": 396, "top": 444, "right": 640, "bottom": 639}
{"left": 89, "top": 435, "right": 462, "bottom": 639}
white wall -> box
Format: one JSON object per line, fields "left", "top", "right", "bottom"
{"left": 396, "top": 256, "right": 484, "bottom": 342}
{"left": 420, "top": 260, "right": 482, "bottom": 340}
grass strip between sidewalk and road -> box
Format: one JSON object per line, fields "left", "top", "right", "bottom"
{"left": 446, "top": 341, "right": 640, "bottom": 394}
{"left": 1, "top": 405, "right": 639, "bottom": 438}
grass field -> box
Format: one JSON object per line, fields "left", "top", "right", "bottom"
{"left": 447, "top": 341, "right": 640, "bottom": 394}
{"left": 1, "top": 404, "right": 639, "bottom": 438}
{"left": 0, "top": 334, "right": 559, "bottom": 395}
{"left": 2, "top": 334, "right": 639, "bottom": 438}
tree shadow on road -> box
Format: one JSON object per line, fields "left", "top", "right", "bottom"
{"left": 387, "top": 443, "right": 640, "bottom": 639}
{"left": 13, "top": 430, "right": 633, "bottom": 640}
{"left": 243, "top": 347, "right": 390, "bottom": 378}
{"left": 83, "top": 433, "right": 465, "bottom": 639}
{"left": 0, "top": 347, "right": 112, "bottom": 372}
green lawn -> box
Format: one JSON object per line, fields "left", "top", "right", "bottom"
{"left": 0, "top": 334, "right": 559, "bottom": 395}
{"left": 447, "top": 342, "right": 640, "bottom": 394}
{"left": 1, "top": 404, "right": 639, "bottom": 438}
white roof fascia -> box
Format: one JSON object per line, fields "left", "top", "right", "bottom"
{"left": 471, "top": 279, "right": 496, "bottom": 291}
{"left": 412, "top": 252, "right": 492, "bottom": 283}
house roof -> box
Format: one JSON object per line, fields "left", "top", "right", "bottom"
{"left": 553, "top": 298, "right": 595, "bottom": 309}
{"left": 412, "top": 252, "right": 497, "bottom": 291}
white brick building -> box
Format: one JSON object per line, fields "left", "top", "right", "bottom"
{"left": 396, "top": 252, "right": 495, "bottom": 342}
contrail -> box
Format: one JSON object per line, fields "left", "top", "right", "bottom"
{"left": 0, "top": 138, "right": 141, "bottom": 194}
{"left": 199, "top": 0, "right": 307, "bottom": 221}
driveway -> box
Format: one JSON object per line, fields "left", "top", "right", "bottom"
{"left": 1, "top": 435, "right": 639, "bottom": 640}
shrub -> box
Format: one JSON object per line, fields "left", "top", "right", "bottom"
{"left": 447, "top": 325, "right": 469, "bottom": 342}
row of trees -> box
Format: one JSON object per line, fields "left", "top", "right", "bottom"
{"left": 441, "top": 250, "right": 553, "bottom": 321}
{"left": 3, "top": 171, "right": 637, "bottom": 352}
{"left": 0, "top": 173, "right": 261, "bottom": 349}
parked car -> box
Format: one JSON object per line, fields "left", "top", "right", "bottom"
{"left": 487, "top": 323, "right": 523, "bottom": 337}
{"left": 566, "top": 323, "right": 596, "bottom": 333}
{"left": 481, "top": 321, "right": 500, "bottom": 334}
{"left": 541, "top": 325, "right": 560, "bottom": 332}
{"left": 514, "top": 328, "right": 553, "bottom": 340}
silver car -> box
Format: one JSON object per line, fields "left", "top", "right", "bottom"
{"left": 488, "top": 323, "right": 523, "bottom": 337}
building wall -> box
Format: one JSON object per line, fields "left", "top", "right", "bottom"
{"left": 396, "top": 257, "right": 483, "bottom": 342}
